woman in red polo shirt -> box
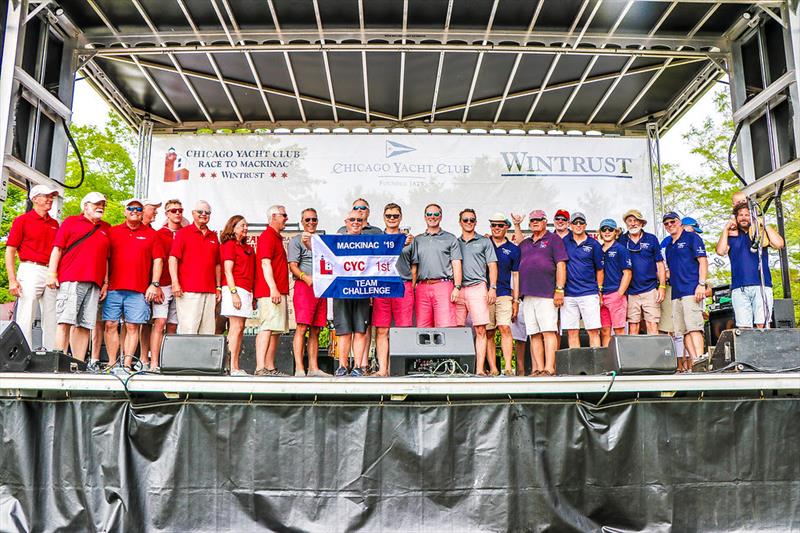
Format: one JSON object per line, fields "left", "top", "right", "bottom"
{"left": 220, "top": 215, "right": 256, "bottom": 376}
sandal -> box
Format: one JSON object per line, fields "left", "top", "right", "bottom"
{"left": 543, "top": 369, "right": 556, "bottom": 377}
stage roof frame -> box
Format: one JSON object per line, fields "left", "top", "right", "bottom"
{"left": 49, "top": 0, "right": 780, "bottom": 135}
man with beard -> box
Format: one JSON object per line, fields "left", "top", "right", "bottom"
{"left": 716, "top": 202, "right": 784, "bottom": 328}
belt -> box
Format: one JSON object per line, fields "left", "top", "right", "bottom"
{"left": 21, "top": 260, "right": 48, "bottom": 267}
{"left": 419, "top": 278, "right": 452, "bottom": 284}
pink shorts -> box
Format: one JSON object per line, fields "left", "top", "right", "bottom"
{"left": 373, "top": 280, "right": 414, "bottom": 327}
{"left": 293, "top": 279, "right": 327, "bottom": 327}
{"left": 601, "top": 291, "right": 628, "bottom": 329}
{"left": 415, "top": 280, "right": 456, "bottom": 328}
{"left": 455, "top": 282, "right": 491, "bottom": 327}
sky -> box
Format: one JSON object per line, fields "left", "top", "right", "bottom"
{"left": 70, "top": 75, "right": 725, "bottom": 178}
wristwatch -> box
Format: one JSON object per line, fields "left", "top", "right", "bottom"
{"left": 489, "top": 284, "right": 497, "bottom": 289}
{"left": 454, "top": 284, "right": 462, "bottom": 290}
{"left": 151, "top": 281, "right": 160, "bottom": 287}
{"left": 230, "top": 287, "right": 238, "bottom": 294}
{"left": 698, "top": 281, "right": 707, "bottom": 287}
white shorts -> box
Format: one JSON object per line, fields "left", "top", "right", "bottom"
{"left": 220, "top": 287, "right": 254, "bottom": 318}
{"left": 511, "top": 301, "right": 527, "bottom": 341}
{"left": 560, "top": 294, "right": 602, "bottom": 330}
{"left": 152, "top": 285, "right": 178, "bottom": 324}
{"left": 523, "top": 296, "right": 558, "bottom": 335}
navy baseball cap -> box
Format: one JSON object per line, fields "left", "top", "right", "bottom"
{"left": 662, "top": 211, "right": 680, "bottom": 222}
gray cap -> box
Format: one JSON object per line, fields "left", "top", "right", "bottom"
{"left": 571, "top": 211, "right": 587, "bottom": 223}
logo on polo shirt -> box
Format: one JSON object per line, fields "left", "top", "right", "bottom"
{"left": 502, "top": 248, "right": 512, "bottom": 256}
{"left": 608, "top": 250, "right": 617, "bottom": 257}
{"left": 582, "top": 245, "right": 592, "bottom": 253}
{"left": 641, "top": 242, "right": 650, "bottom": 249}
{"left": 696, "top": 247, "right": 704, "bottom": 254}
{"left": 677, "top": 242, "right": 686, "bottom": 249}
{"left": 136, "top": 236, "right": 147, "bottom": 240}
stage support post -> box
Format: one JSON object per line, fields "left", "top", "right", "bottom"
{"left": 646, "top": 122, "right": 665, "bottom": 238}
{"left": 135, "top": 119, "right": 153, "bottom": 199}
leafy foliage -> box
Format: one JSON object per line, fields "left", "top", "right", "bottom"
{"left": 0, "top": 186, "right": 29, "bottom": 302}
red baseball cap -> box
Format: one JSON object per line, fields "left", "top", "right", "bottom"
{"left": 555, "top": 209, "right": 570, "bottom": 220}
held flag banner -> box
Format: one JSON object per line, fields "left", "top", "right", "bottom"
{"left": 312, "top": 234, "right": 407, "bottom": 299}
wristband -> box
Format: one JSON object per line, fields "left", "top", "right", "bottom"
{"left": 299, "top": 272, "right": 306, "bottom": 280}
{"left": 658, "top": 284, "right": 667, "bottom": 289}
{"left": 555, "top": 288, "right": 564, "bottom": 294}
{"left": 216, "top": 286, "right": 222, "bottom": 291}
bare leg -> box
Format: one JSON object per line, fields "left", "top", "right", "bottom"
{"left": 485, "top": 328, "right": 497, "bottom": 371}
{"left": 543, "top": 331, "right": 559, "bottom": 374}
{"left": 352, "top": 332, "right": 368, "bottom": 367}
{"left": 91, "top": 322, "right": 103, "bottom": 362}
{"left": 150, "top": 318, "right": 167, "bottom": 369}
{"left": 293, "top": 324, "right": 309, "bottom": 373}
{"left": 498, "top": 326, "right": 513, "bottom": 373}
{"left": 587, "top": 329, "right": 601, "bottom": 348}
{"left": 123, "top": 322, "right": 140, "bottom": 367}
{"left": 307, "top": 326, "right": 321, "bottom": 371}
{"left": 265, "top": 332, "right": 280, "bottom": 370}
{"left": 70, "top": 327, "right": 91, "bottom": 361}
{"left": 104, "top": 321, "right": 120, "bottom": 366}
{"left": 645, "top": 321, "right": 659, "bottom": 335}
{"left": 227, "top": 317, "right": 245, "bottom": 370}
{"left": 628, "top": 322, "right": 641, "bottom": 335}
{"left": 601, "top": 327, "right": 612, "bottom": 347}
{"left": 56, "top": 324, "right": 71, "bottom": 353}
{"left": 337, "top": 333, "right": 352, "bottom": 369}
{"left": 255, "top": 330, "right": 271, "bottom": 371}
{"left": 376, "top": 327, "right": 390, "bottom": 376}
{"left": 474, "top": 325, "right": 488, "bottom": 375}
{"left": 530, "top": 334, "right": 544, "bottom": 375}
{"left": 515, "top": 339, "right": 527, "bottom": 376}
{"left": 139, "top": 323, "right": 151, "bottom": 366}
{"left": 567, "top": 329, "right": 581, "bottom": 348}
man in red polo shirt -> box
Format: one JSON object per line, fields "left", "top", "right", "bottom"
{"left": 169, "top": 200, "right": 221, "bottom": 335}
{"left": 103, "top": 199, "right": 164, "bottom": 370}
{"left": 150, "top": 198, "right": 183, "bottom": 369}
{"left": 254, "top": 204, "right": 290, "bottom": 376}
{"left": 47, "top": 192, "right": 111, "bottom": 361}
{"left": 5, "top": 184, "right": 60, "bottom": 350}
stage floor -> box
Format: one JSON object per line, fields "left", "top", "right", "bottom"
{"left": 1, "top": 371, "right": 798, "bottom": 399}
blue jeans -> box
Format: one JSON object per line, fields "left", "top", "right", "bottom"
{"left": 731, "top": 285, "right": 774, "bottom": 327}
{"left": 102, "top": 290, "right": 151, "bottom": 324}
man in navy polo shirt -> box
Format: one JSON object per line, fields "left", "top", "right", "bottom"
{"left": 618, "top": 209, "right": 666, "bottom": 334}
{"left": 598, "top": 218, "right": 632, "bottom": 347}
{"left": 562, "top": 212, "right": 603, "bottom": 348}
{"left": 715, "top": 201, "right": 784, "bottom": 328}
{"left": 663, "top": 211, "right": 708, "bottom": 367}
{"left": 485, "top": 212, "right": 520, "bottom": 375}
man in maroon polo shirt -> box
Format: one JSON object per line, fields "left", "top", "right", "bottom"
{"left": 169, "top": 200, "right": 221, "bottom": 335}
{"left": 103, "top": 199, "right": 164, "bottom": 370}
{"left": 47, "top": 192, "right": 111, "bottom": 361}
{"left": 5, "top": 184, "right": 60, "bottom": 350}
{"left": 150, "top": 199, "right": 183, "bottom": 369}
{"left": 254, "top": 204, "right": 290, "bottom": 376}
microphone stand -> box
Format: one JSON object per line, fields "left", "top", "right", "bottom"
{"left": 747, "top": 197, "right": 771, "bottom": 327}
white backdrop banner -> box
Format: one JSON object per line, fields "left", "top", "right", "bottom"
{"left": 147, "top": 134, "right": 653, "bottom": 233}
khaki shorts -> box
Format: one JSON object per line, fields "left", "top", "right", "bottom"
{"left": 487, "top": 296, "right": 514, "bottom": 330}
{"left": 522, "top": 296, "right": 558, "bottom": 335}
{"left": 627, "top": 288, "right": 661, "bottom": 323}
{"left": 658, "top": 285, "right": 674, "bottom": 333}
{"left": 672, "top": 295, "right": 704, "bottom": 336}
{"left": 257, "top": 296, "right": 289, "bottom": 333}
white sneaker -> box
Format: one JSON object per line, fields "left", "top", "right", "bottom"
{"left": 307, "top": 369, "right": 332, "bottom": 377}
{"left": 294, "top": 369, "right": 306, "bottom": 377}
{"left": 230, "top": 369, "right": 249, "bottom": 376}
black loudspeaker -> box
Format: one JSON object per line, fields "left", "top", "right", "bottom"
{"left": 604, "top": 335, "right": 677, "bottom": 375}
{"left": 27, "top": 350, "right": 87, "bottom": 373}
{"left": 160, "top": 335, "right": 227, "bottom": 375}
{"left": 239, "top": 334, "right": 300, "bottom": 374}
{"left": 0, "top": 322, "right": 33, "bottom": 372}
{"left": 772, "top": 299, "right": 796, "bottom": 328}
{"left": 389, "top": 327, "right": 475, "bottom": 375}
{"left": 555, "top": 347, "right": 609, "bottom": 375}
{"left": 711, "top": 328, "right": 800, "bottom": 371}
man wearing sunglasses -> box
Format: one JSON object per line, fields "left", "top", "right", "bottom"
{"left": 553, "top": 209, "right": 571, "bottom": 240}
{"left": 618, "top": 209, "right": 666, "bottom": 335}
{"left": 411, "top": 204, "right": 463, "bottom": 328}
{"left": 337, "top": 198, "right": 383, "bottom": 235}
{"left": 561, "top": 212, "right": 604, "bottom": 348}
{"left": 662, "top": 211, "right": 708, "bottom": 366}
{"left": 598, "top": 219, "right": 632, "bottom": 346}
{"left": 513, "top": 210, "right": 568, "bottom": 376}
{"left": 485, "top": 213, "right": 520, "bottom": 376}
{"left": 288, "top": 208, "right": 331, "bottom": 377}
{"left": 169, "top": 200, "right": 221, "bottom": 336}
{"left": 103, "top": 199, "right": 165, "bottom": 370}
{"left": 254, "top": 205, "right": 290, "bottom": 377}
{"left": 372, "top": 203, "right": 414, "bottom": 376}
{"left": 150, "top": 199, "right": 184, "bottom": 370}
{"left": 455, "top": 209, "right": 498, "bottom": 375}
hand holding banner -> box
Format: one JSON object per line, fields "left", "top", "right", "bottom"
{"left": 312, "top": 234, "right": 407, "bottom": 299}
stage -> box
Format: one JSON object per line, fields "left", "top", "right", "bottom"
{"left": 1, "top": 371, "right": 799, "bottom": 400}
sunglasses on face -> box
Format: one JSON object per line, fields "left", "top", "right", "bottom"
{"left": 554, "top": 216, "right": 568, "bottom": 222}
{"left": 664, "top": 219, "right": 679, "bottom": 226}
{"left": 425, "top": 212, "right": 441, "bottom": 217}
{"left": 167, "top": 208, "right": 184, "bottom": 214}
{"left": 126, "top": 206, "right": 143, "bottom": 212}
{"left": 276, "top": 213, "right": 288, "bottom": 218}
{"left": 347, "top": 217, "right": 365, "bottom": 223}
{"left": 600, "top": 227, "right": 615, "bottom": 233}
{"left": 572, "top": 220, "right": 586, "bottom": 226}
{"left": 303, "top": 217, "right": 318, "bottom": 223}
{"left": 353, "top": 205, "right": 368, "bottom": 211}
{"left": 490, "top": 223, "right": 507, "bottom": 228}
{"left": 530, "top": 218, "right": 544, "bottom": 223}
{"left": 384, "top": 213, "right": 401, "bottom": 219}
{"left": 194, "top": 210, "right": 211, "bottom": 216}
{"left": 461, "top": 217, "right": 476, "bottom": 223}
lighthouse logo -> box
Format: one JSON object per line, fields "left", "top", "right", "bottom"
{"left": 163, "top": 148, "right": 190, "bottom": 182}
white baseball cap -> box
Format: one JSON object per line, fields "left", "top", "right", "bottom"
{"left": 122, "top": 198, "right": 145, "bottom": 207}
{"left": 80, "top": 191, "right": 106, "bottom": 208}
{"left": 142, "top": 198, "right": 162, "bottom": 206}
{"left": 28, "top": 184, "right": 59, "bottom": 200}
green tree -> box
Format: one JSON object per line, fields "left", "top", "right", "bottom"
{"left": 0, "top": 186, "right": 29, "bottom": 302}
{"left": 62, "top": 113, "right": 136, "bottom": 224}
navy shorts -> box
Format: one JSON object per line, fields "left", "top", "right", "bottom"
{"left": 102, "top": 290, "right": 151, "bottom": 324}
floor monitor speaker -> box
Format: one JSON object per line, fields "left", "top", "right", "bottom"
{"left": 711, "top": 328, "right": 800, "bottom": 371}
{"left": 160, "top": 335, "right": 227, "bottom": 375}
{"left": 604, "top": 335, "right": 677, "bottom": 375}
{"left": 555, "top": 347, "right": 609, "bottom": 375}
{"left": 389, "top": 327, "right": 475, "bottom": 376}
{"left": 0, "top": 322, "right": 32, "bottom": 372}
